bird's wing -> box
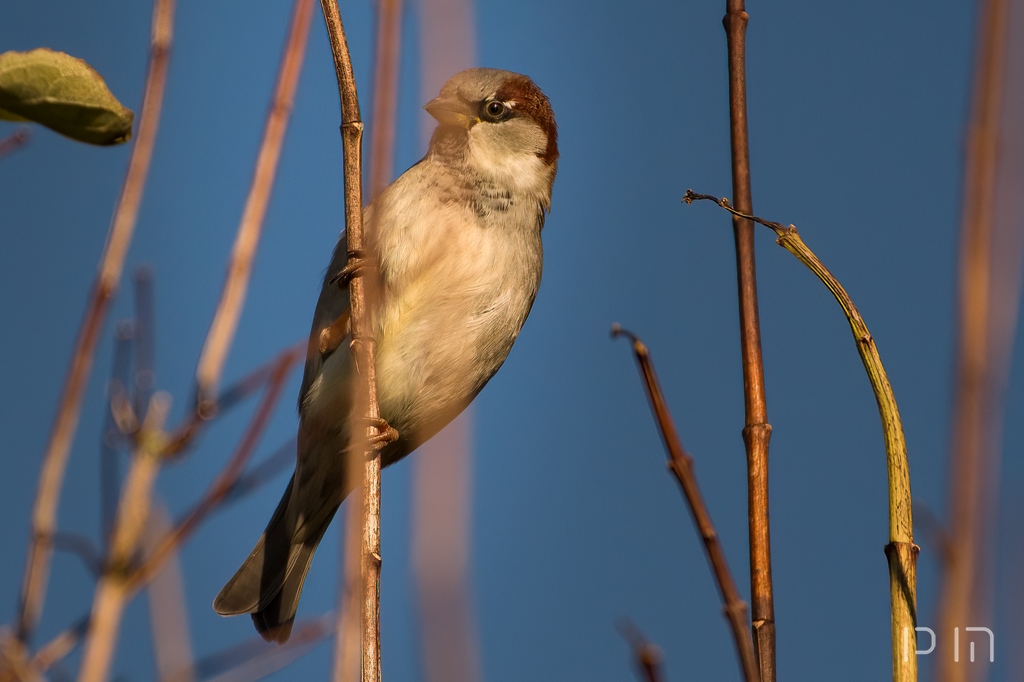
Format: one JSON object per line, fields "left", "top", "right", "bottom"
{"left": 297, "top": 232, "right": 352, "bottom": 413}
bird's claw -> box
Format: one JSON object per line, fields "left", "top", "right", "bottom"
{"left": 329, "top": 250, "right": 365, "bottom": 288}
{"left": 363, "top": 416, "right": 398, "bottom": 452}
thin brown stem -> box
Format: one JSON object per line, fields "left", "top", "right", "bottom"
{"left": 194, "top": 0, "right": 313, "bottom": 409}
{"left": 318, "top": 2, "right": 384, "bottom": 681}
{"left": 721, "top": 4, "right": 775, "bottom": 679}
{"left": 16, "top": 0, "right": 175, "bottom": 644}
{"left": 684, "top": 190, "right": 919, "bottom": 682}
{"left": 77, "top": 393, "right": 171, "bottom": 682}
{"left": 612, "top": 325, "right": 759, "bottom": 682}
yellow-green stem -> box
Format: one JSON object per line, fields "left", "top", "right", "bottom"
{"left": 684, "top": 191, "right": 918, "bottom": 682}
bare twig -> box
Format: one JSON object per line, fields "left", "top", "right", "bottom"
{"left": 0, "top": 127, "right": 30, "bottom": 158}
{"left": 616, "top": 619, "right": 665, "bottom": 682}
{"left": 936, "top": 0, "right": 1024, "bottom": 680}
{"left": 16, "top": 0, "right": 176, "bottom": 644}
{"left": 126, "top": 347, "right": 300, "bottom": 590}
{"left": 318, "top": 2, "right": 385, "bottom": 681}
{"left": 684, "top": 190, "right": 919, "bottom": 682}
{"left": 77, "top": 393, "right": 171, "bottom": 682}
{"left": 194, "top": 0, "right": 313, "bottom": 409}
{"left": 612, "top": 325, "right": 759, "bottom": 682}
{"left": 720, "top": 4, "right": 775, "bottom": 679}
{"left": 31, "top": 614, "right": 90, "bottom": 674}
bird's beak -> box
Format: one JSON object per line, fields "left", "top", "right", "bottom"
{"left": 424, "top": 95, "right": 477, "bottom": 129}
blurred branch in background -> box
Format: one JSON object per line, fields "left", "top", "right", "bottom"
{"left": 77, "top": 392, "right": 171, "bottom": 682}
{"left": 127, "top": 345, "right": 302, "bottom": 591}
{"left": 16, "top": 0, "right": 176, "bottom": 644}
{"left": 367, "top": 0, "right": 403, "bottom": 201}
{"left": 144, "top": 504, "right": 195, "bottom": 682}
{"left": 720, "top": 4, "right": 775, "bottom": 679}
{"left": 683, "top": 191, "right": 919, "bottom": 682}
{"left": 412, "top": 413, "right": 481, "bottom": 682}
{"left": 203, "top": 614, "right": 334, "bottom": 682}
{"left": 937, "top": 0, "right": 1024, "bottom": 679}
{"left": 0, "top": 127, "right": 30, "bottom": 158}
{"left": 100, "top": 323, "right": 135, "bottom": 550}
{"left": 616, "top": 619, "right": 665, "bottom": 682}
{"left": 194, "top": 0, "right": 312, "bottom": 411}
{"left": 11, "top": 2, "right": 315, "bottom": 675}
{"left": 612, "top": 325, "right": 759, "bottom": 682}
{"left": 411, "top": 1, "right": 482, "bottom": 681}
{"left": 133, "top": 269, "right": 157, "bottom": 422}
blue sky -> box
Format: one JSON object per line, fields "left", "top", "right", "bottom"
{"left": 2, "top": 0, "right": 1021, "bottom": 680}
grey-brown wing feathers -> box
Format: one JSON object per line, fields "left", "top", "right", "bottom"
{"left": 213, "top": 233, "right": 354, "bottom": 643}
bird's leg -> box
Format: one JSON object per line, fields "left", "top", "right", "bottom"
{"left": 329, "top": 249, "right": 365, "bottom": 288}
{"left": 361, "top": 416, "right": 399, "bottom": 451}
{"left": 318, "top": 308, "right": 351, "bottom": 354}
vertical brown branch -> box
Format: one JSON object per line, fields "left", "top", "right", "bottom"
{"left": 194, "top": 0, "right": 313, "bottom": 409}
{"left": 722, "top": 3, "right": 775, "bottom": 680}
{"left": 613, "top": 325, "right": 760, "bottom": 682}
{"left": 318, "top": 2, "right": 384, "bottom": 681}
{"left": 367, "top": 0, "right": 403, "bottom": 200}
{"left": 411, "top": 1, "right": 479, "bottom": 680}
{"left": 16, "top": 0, "right": 176, "bottom": 644}
{"left": 937, "top": 0, "right": 1020, "bottom": 680}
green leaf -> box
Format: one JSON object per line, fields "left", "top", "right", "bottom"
{"left": 0, "top": 48, "right": 134, "bottom": 145}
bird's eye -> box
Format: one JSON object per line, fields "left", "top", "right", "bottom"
{"left": 484, "top": 100, "right": 509, "bottom": 120}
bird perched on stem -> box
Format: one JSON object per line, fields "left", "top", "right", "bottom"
{"left": 213, "top": 68, "right": 558, "bottom": 642}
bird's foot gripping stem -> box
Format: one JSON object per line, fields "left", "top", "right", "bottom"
{"left": 329, "top": 250, "right": 366, "bottom": 288}
{"left": 362, "top": 416, "right": 398, "bottom": 452}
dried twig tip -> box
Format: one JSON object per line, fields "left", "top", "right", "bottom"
{"left": 609, "top": 323, "right": 647, "bottom": 355}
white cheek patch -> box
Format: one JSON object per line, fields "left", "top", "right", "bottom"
{"left": 467, "top": 122, "right": 549, "bottom": 195}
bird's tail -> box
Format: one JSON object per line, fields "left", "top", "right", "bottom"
{"left": 213, "top": 476, "right": 338, "bottom": 643}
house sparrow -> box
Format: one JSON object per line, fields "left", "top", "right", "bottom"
{"left": 213, "top": 68, "right": 558, "bottom": 643}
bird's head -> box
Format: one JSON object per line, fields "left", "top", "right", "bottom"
{"left": 425, "top": 68, "right": 558, "bottom": 194}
